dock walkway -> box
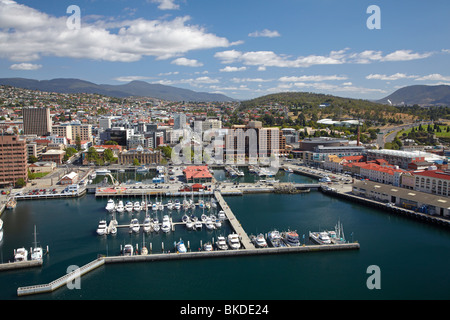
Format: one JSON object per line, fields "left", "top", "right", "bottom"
{"left": 214, "top": 191, "right": 254, "bottom": 249}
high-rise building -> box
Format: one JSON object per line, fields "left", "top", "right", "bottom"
{"left": 173, "top": 113, "right": 187, "bottom": 130}
{"left": 0, "top": 134, "right": 27, "bottom": 186}
{"left": 23, "top": 107, "right": 52, "bottom": 136}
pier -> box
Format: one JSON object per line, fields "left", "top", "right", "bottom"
{"left": 16, "top": 242, "right": 359, "bottom": 296}
{"left": 0, "top": 259, "right": 42, "bottom": 272}
{"left": 214, "top": 191, "right": 254, "bottom": 249}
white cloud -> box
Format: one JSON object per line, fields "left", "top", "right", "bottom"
{"left": 0, "top": 0, "right": 236, "bottom": 62}
{"left": 171, "top": 57, "right": 203, "bottom": 67}
{"left": 214, "top": 48, "right": 434, "bottom": 69}
{"left": 366, "top": 73, "right": 417, "bottom": 81}
{"left": 150, "top": 0, "right": 179, "bottom": 10}
{"left": 219, "top": 66, "right": 247, "bottom": 72}
{"left": 279, "top": 75, "right": 348, "bottom": 82}
{"left": 382, "top": 50, "right": 432, "bottom": 62}
{"left": 9, "top": 63, "right": 42, "bottom": 70}
{"left": 230, "top": 77, "right": 272, "bottom": 83}
{"left": 414, "top": 73, "right": 450, "bottom": 81}
{"left": 248, "top": 29, "right": 280, "bottom": 38}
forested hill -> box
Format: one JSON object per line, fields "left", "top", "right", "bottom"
{"left": 240, "top": 91, "right": 393, "bottom": 112}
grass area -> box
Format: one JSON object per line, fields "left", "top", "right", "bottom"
{"left": 397, "top": 125, "right": 450, "bottom": 138}
{"left": 28, "top": 171, "right": 50, "bottom": 179}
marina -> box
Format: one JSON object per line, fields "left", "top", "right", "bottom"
{"left": 0, "top": 167, "right": 449, "bottom": 300}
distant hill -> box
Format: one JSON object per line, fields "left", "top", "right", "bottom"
{"left": 377, "top": 85, "right": 450, "bottom": 106}
{"left": 0, "top": 78, "right": 235, "bottom": 102}
{"left": 240, "top": 91, "right": 389, "bottom": 111}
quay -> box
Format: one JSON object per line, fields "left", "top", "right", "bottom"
{"left": 17, "top": 242, "right": 359, "bottom": 297}
{"left": 0, "top": 259, "right": 42, "bottom": 272}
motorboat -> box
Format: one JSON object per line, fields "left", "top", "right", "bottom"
{"left": 194, "top": 219, "right": 202, "bottom": 230}
{"left": 203, "top": 241, "right": 213, "bottom": 251}
{"left": 227, "top": 234, "right": 241, "bottom": 249}
{"left": 14, "top": 247, "right": 28, "bottom": 262}
{"left": 6, "top": 198, "right": 17, "bottom": 210}
{"left": 105, "top": 199, "right": 115, "bottom": 212}
{"left": 185, "top": 218, "right": 194, "bottom": 230}
{"left": 141, "top": 234, "right": 148, "bottom": 255}
{"left": 125, "top": 201, "right": 133, "bottom": 213}
{"left": 176, "top": 239, "right": 187, "bottom": 253}
{"left": 174, "top": 199, "right": 181, "bottom": 210}
{"left": 123, "top": 244, "right": 133, "bottom": 256}
{"left": 216, "top": 236, "right": 228, "bottom": 250}
{"left": 167, "top": 200, "right": 173, "bottom": 210}
{"left": 198, "top": 200, "right": 204, "bottom": 209}
{"left": 0, "top": 218, "right": 3, "bottom": 231}
{"left": 152, "top": 202, "right": 158, "bottom": 211}
{"left": 284, "top": 167, "right": 294, "bottom": 173}
{"left": 283, "top": 231, "right": 300, "bottom": 247}
{"left": 96, "top": 220, "right": 108, "bottom": 236}
{"left": 201, "top": 213, "right": 208, "bottom": 222}
{"left": 130, "top": 218, "right": 140, "bottom": 233}
{"left": 116, "top": 201, "right": 124, "bottom": 213}
{"left": 214, "top": 219, "right": 221, "bottom": 229}
{"left": 143, "top": 216, "right": 151, "bottom": 233}
{"left": 136, "top": 165, "right": 149, "bottom": 173}
{"left": 251, "top": 233, "right": 268, "bottom": 248}
{"left": 205, "top": 217, "right": 215, "bottom": 230}
{"left": 95, "top": 169, "right": 111, "bottom": 175}
{"left": 309, "top": 231, "right": 332, "bottom": 245}
{"left": 161, "top": 215, "right": 171, "bottom": 233}
{"left": 134, "top": 201, "right": 141, "bottom": 211}
{"left": 158, "top": 201, "right": 164, "bottom": 211}
{"left": 152, "top": 217, "right": 160, "bottom": 232}
{"left": 268, "top": 230, "right": 286, "bottom": 247}
{"left": 30, "top": 225, "right": 43, "bottom": 261}
{"left": 217, "top": 210, "right": 226, "bottom": 220}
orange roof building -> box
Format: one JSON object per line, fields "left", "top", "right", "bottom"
{"left": 183, "top": 166, "right": 213, "bottom": 183}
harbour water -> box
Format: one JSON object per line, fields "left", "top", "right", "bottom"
{"left": 0, "top": 170, "right": 449, "bottom": 300}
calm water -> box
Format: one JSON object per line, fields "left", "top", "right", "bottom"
{"left": 0, "top": 170, "right": 449, "bottom": 300}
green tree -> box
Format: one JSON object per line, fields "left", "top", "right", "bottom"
{"left": 103, "top": 149, "right": 117, "bottom": 163}
{"left": 28, "top": 155, "right": 38, "bottom": 164}
{"left": 133, "top": 158, "right": 140, "bottom": 166}
{"left": 15, "top": 178, "right": 26, "bottom": 188}
{"left": 75, "top": 135, "right": 81, "bottom": 151}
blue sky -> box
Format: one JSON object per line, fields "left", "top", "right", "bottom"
{"left": 1, "top": 0, "right": 450, "bottom": 100}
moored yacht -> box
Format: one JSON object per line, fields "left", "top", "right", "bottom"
{"left": 130, "top": 218, "right": 140, "bottom": 233}
{"left": 203, "top": 241, "right": 213, "bottom": 251}
{"left": 143, "top": 215, "right": 151, "bottom": 233}
{"left": 216, "top": 236, "right": 228, "bottom": 250}
{"left": 105, "top": 199, "right": 115, "bottom": 212}
{"left": 227, "top": 233, "right": 241, "bottom": 250}
{"left": 116, "top": 201, "right": 124, "bottom": 213}
{"left": 176, "top": 239, "right": 187, "bottom": 253}
{"left": 96, "top": 220, "right": 108, "bottom": 236}
{"left": 123, "top": 244, "right": 133, "bottom": 256}
{"left": 309, "top": 231, "right": 332, "bottom": 245}
{"left": 268, "top": 230, "right": 286, "bottom": 247}
{"left": 14, "top": 247, "right": 28, "bottom": 262}
{"left": 251, "top": 233, "right": 268, "bottom": 248}
{"left": 30, "top": 225, "right": 43, "bottom": 261}
{"left": 133, "top": 201, "right": 141, "bottom": 211}
{"left": 152, "top": 217, "right": 160, "bottom": 232}
{"left": 161, "top": 215, "right": 171, "bottom": 233}
{"left": 282, "top": 231, "right": 300, "bottom": 247}
{"left": 125, "top": 201, "right": 133, "bottom": 213}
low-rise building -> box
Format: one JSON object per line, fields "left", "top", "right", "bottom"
{"left": 60, "top": 171, "right": 78, "bottom": 185}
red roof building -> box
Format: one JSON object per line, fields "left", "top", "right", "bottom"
{"left": 183, "top": 166, "right": 213, "bottom": 183}
{"left": 413, "top": 170, "right": 450, "bottom": 197}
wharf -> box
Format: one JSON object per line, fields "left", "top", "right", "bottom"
{"left": 17, "top": 242, "right": 359, "bottom": 296}
{"left": 214, "top": 191, "right": 254, "bottom": 249}
{"left": 0, "top": 259, "right": 42, "bottom": 272}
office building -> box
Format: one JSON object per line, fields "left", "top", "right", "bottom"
{"left": 0, "top": 134, "right": 27, "bottom": 186}
{"left": 23, "top": 107, "right": 52, "bottom": 136}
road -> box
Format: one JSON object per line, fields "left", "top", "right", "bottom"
{"left": 376, "top": 121, "right": 432, "bottom": 148}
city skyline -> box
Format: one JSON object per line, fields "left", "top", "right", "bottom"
{"left": 1, "top": 0, "right": 450, "bottom": 101}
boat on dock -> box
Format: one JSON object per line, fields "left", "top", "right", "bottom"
{"left": 125, "top": 201, "right": 133, "bottom": 213}
{"left": 251, "top": 233, "right": 268, "bottom": 248}
{"left": 282, "top": 231, "right": 300, "bottom": 247}
{"left": 133, "top": 201, "right": 141, "bottom": 211}
{"left": 136, "top": 165, "right": 149, "bottom": 173}
{"left": 105, "top": 199, "right": 115, "bottom": 212}
{"left": 227, "top": 233, "right": 241, "bottom": 250}
{"left": 216, "top": 236, "right": 228, "bottom": 250}
{"left": 161, "top": 215, "right": 171, "bottom": 233}
{"left": 130, "top": 218, "right": 140, "bottom": 233}
{"left": 30, "top": 225, "right": 43, "bottom": 261}
{"left": 14, "top": 247, "right": 28, "bottom": 262}
{"left": 122, "top": 244, "right": 133, "bottom": 256}
{"left": 203, "top": 241, "right": 213, "bottom": 251}
{"left": 152, "top": 217, "right": 160, "bottom": 232}
{"left": 143, "top": 216, "right": 151, "bottom": 233}
{"left": 309, "top": 231, "right": 332, "bottom": 245}
{"left": 96, "top": 220, "right": 108, "bottom": 236}
{"left": 176, "top": 239, "right": 187, "bottom": 253}
{"left": 95, "top": 169, "right": 111, "bottom": 175}
{"left": 268, "top": 230, "right": 286, "bottom": 247}
{"left": 116, "top": 201, "right": 124, "bottom": 213}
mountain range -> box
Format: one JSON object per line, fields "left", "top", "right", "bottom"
{"left": 0, "top": 78, "right": 235, "bottom": 102}
{"left": 377, "top": 85, "right": 450, "bottom": 106}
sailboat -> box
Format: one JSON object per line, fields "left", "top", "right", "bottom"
{"left": 143, "top": 215, "right": 151, "bottom": 233}
{"left": 141, "top": 234, "right": 148, "bottom": 255}
{"left": 30, "top": 225, "right": 43, "bottom": 261}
